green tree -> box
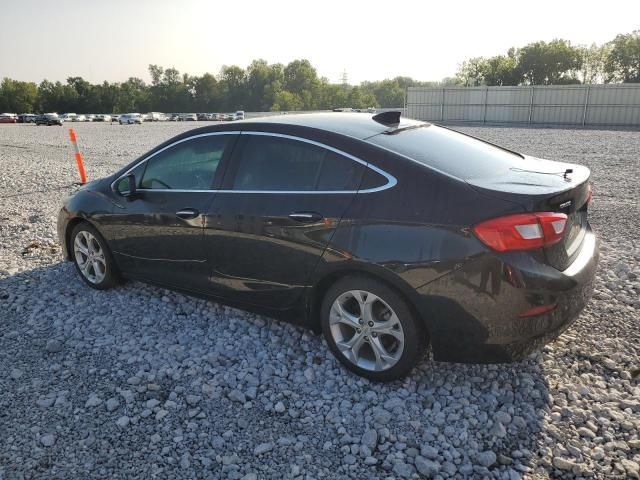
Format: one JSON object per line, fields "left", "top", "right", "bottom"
{"left": 218, "top": 65, "right": 247, "bottom": 110}
{"left": 604, "top": 31, "right": 640, "bottom": 82}
{"left": 518, "top": 39, "right": 583, "bottom": 85}
{"left": 457, "top": 57, "right": 487, "bottom": 86}
{"left": 271, "top": 90, "right": 303, "bottom": 111}
{"left": 580, "top": 43, "right": 608, "bottom": 84}
{"left": 0, "top": 78, "right": 38, "bottom": 112}
{"left": 482, "top": 52, "right": 521, "bottom": 86}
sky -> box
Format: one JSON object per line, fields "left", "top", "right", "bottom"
{"left": 1, "top": 0, "right": 638, "bottom": 85}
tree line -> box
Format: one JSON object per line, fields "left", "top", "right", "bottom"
{"left": 0, "top": 31, "right": 638, "bottom": 114}
{"left": 0, "top": 60, "right": 432, "bottom": 115}
{"left": 456, "top": 31, "right": 640, "bottom": 86}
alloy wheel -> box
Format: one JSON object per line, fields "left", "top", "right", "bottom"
{"left": 73, "top": 230, "right": 107, "bottom": 284}
{"left": 329, "top": 290, "right": 405, "bottom": 371}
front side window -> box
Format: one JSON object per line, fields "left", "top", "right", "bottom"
{"left": 231, "top": 135, "right": 364, "bottom": 191}
{"left": 140, "top": 135, "right": 229, "bottom": 190}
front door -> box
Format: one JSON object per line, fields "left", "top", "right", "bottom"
{"left": 110, "top": 133, "right": 235, "bottom": 291}
{"left": 203, "top": 132, "right": 365, "bottom": 309}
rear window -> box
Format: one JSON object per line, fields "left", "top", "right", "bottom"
{"left": 368, "top": 125, "right": 523, "bottom": 180}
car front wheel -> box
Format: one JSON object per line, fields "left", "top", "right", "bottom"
{"left": 71, "top": 223, "right": 120, "bottom": 290}
{"left": 321, "top": 276, "right": 426, "bottom": 381}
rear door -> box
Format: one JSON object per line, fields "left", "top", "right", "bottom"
{"left": 109, "top": 132, "right": 235, "bottom": 291}
{"left": 203, "top": 132, "right": 366, "bottom": 309}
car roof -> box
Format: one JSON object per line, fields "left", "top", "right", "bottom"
{"left": 233, "top": 112, "right": 421, "bottom": 140}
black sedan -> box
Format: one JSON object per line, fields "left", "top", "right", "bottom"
{"left": 36, "top": 113, "right": 63, "bottom": 126}
{"left": 57, "top": 112, "right": 599, "bottom": 381}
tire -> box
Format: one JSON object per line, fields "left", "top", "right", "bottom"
{"left": 320, "top": 275, "right": 426, "bottom": 381}
{"left": 70, "top": 222, "right": 120, "bottom": 290}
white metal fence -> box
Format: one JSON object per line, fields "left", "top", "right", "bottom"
{"left": 406, "top": 84, "right": 640, "bottom": 126}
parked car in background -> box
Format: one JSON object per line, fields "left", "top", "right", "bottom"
{"left": 181, "top": 113, "right": 198, "bottom": 121}
{"left": 93, "top": 114, "right": 111, "bottom": 122}
{"left": 119, "top": 113, "right": 143, "bottom": 125}
{"left": 234, "top": 110, "right": 245, "bottom": 120}
{"left": 0, "top": 113, "right": 17, "bottom": 123}
{"left": 72, "top": 115, "right": 86, "bottom": 122}
{"left": 17, "top": 114, "right": 37, "bottom": 123}
{"left": 36, "top": 113, "right": 63, "bottom": 126}
{"left": 169, "top": 113, "right": 180, "bottom": 121}
{"left": 85, "top": 115, "right": 95, "bottom": 122}
{"left": 146, "top": 112, "right": 164, "bottom": 122}
{"left": 61, "top": 113, "right": 77, "bottom": 122}
{"left": 111, "top": 115, "right": 120, "bottom": 123}
{"left": 56, "top": 111, "right": 599, "bottom": 381}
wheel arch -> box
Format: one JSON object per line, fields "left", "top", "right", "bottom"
{"left": 306, "top": 266, "right": 430, "bottom": 341}
{"left": 64, "top": 216, "right": 98, "bottom": 261}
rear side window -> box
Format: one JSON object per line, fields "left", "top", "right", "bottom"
{"left": 368, "top": 125, "right": 523, "bottom": 180}
{"left": 141, "top": 135, "right": 228, "bottom": 190}
{"left": 231, "top": 135, "right": 364, "bottom": 191}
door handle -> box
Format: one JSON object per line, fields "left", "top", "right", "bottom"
{"left": 176, "top": 208, "right": 200, "bottom": 219}
{"left": 288, "top": 211, "right": 323, "bottom": 223}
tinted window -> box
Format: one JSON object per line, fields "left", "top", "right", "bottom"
{"left": 231, "top": 135, "right": 364, "bottom": 191}
{"left": 368, "top": 125, "right": 523, "bottom": 180}
{"left": 141, "top": 135, "right": 228, "bottom": 190}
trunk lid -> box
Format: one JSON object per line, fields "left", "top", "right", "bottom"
{"left": 467, "top": 156, "right": 591, "bottom": 271}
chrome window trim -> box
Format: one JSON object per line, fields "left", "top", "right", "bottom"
{"left": 110, "top": 131, "right": 240, "bottom": 191}
{"left": 111, "top": 130, "right": 397, "bottom": 194}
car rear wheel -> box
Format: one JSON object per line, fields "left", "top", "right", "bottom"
{"left": 71, "top": 223, "right": 120, "bottom": 290}
{"left": 321, "top": 276, "right": 426, "bottom": 381}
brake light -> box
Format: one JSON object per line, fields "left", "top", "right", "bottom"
{"left": 473, "top": 212, "right": 568, "bottom": 252}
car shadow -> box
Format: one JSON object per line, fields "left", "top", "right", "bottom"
{"left": 0, "top": 262, "right": 552, "bottom": 478}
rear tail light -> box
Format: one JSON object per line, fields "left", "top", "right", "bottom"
{"left": 473, "top": 212, "right": 568, "bottom": 252}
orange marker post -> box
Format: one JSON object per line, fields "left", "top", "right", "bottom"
{"left": 68, "top": 128, "right": 87, "bottom": 184}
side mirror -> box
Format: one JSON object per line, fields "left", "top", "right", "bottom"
{"left": 115, "top": 174, "right": 137, "bottom": 198}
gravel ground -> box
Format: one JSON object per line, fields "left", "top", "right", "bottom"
{"left": 0, "top": 122, "right": 639, "bottom": 480}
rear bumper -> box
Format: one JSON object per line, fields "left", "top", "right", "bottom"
{"left": 416, "top": 229, "right": 599, "bottom": 363}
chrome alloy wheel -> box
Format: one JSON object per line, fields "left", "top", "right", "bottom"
{"left": 73, "top": 230, "right": 107, "bottom": 284}
{"left": 329, "top": 290, "right": 405, "bottom": 371}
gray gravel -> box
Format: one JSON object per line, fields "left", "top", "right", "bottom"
{"left": 1, "top": 122, "right": 639, "bottom": 479}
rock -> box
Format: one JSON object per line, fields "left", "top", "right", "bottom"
{"left": 40, "top": 434, "right": 56, "bottom": 447}
{"left": 415, "top": 455, "right": 440, "bottom": 476}
{"left": 45, "top": 339, "right": 63, "bottom": 353}
{"left": 36, "top": 397, "right": 55, "bottom": 408}
{"left": 343, "top": 454, "right": 356, "bottom": 465}
{"left": 477, "top": 451, "right": 497, "bottom": 468}
{"left": 146, "top": 399, "right": 160, "bottom": 409}
{"left": 155, "top": 409, "right": 169, "bottom": 421}
{"left": 361, "top": 428, "right": 378, "bottom": 450}
{"left": 364, "top": 456, "right": 378, "bottom": 465}
{"left": 621, "top": 459, "right": 640, "bottom": 479}
{"left": 10, "top": 368, "right": 23, "bottom": 380}
{"left": 228, "top": 389, "right": 246, "bottom": 403}
{"left": 180, "top": 453, "right": 191, "bottom": 469}
{"left": 392, "top": 461, "right": 414, "bottom": 478}
{"left": 186, "top": 394, "right": 201, "bottom": 406}
{"left": 421, "top": 445, "right": 439, "bottom": 460}
{"left": 105, "top": 397, "right": 120, "bottom": 412}
{"left": 490, "top": 421, "right": 507, "bottom": 438}
{"left": 553, "top": 457, "right": 578, "bottom": 471}
{"left": 253, "top": 442, "right": 273, "bottom": 455}
{"left": 274, "top": 401, "right": 286, "bottom": 413}
{"left": 85, "top": 394, "right": 102, "bottom": 408}
{"left": 116, "top": 416, "right": 130, "bottom": 428}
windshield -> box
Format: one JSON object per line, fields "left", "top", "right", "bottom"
{"left": 368, "top": 125, "right": 523, "bottom": 180}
